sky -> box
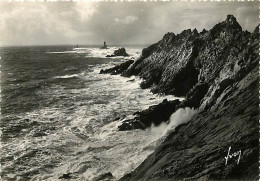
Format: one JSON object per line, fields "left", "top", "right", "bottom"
{"left": 0, "top": 1, "right": 258, "bottom": 46}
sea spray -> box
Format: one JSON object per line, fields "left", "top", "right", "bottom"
{"left": 139, "top": 107, "right": 197, "bottom": 160}
{"left": 149, "top": 107, "right": 197, "bottom": 140}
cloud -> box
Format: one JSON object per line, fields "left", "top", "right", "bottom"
{"left": 0, "top": 1, "right": 258, "bottom": 46}
{"left": 0, "top": 2, "right": 97, "bottom": 45}
{"left": 74, "top": 2, "right": 97, "bottom": 23}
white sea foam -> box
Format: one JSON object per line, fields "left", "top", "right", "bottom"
{"left": 47, "top": 46, "right": 141, "bottom": 60}
{"left": 149, "top": 107, "right": 197, "bottom": 140}
{"left": 54, "top": 74, "right": 80, "bottom": 79}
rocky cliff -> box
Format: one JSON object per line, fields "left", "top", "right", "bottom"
{"left": 102, "top": 15, "right": 259, "bottom": 180}
{"left": 121, "top": 65, "right": 258, "bottom": 180}
{"left": 123, "top": 15, "right": 256, "bottom": 97}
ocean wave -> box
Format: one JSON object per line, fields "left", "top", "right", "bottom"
{"left": 2, "top": 60, "right": 183, "bottom": 181}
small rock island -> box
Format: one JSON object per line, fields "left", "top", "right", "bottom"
{"left": 106, "top": 47, "right": 129, "bottom": 57}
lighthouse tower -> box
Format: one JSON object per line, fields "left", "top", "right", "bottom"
{"left": 103, "top": 41, "right": 107, "bottom": 49}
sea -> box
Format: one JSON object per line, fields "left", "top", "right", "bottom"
{"left": 0, "top": 45, "right": 180, "bottom": 181}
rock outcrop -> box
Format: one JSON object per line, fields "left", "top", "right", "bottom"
{"left": 114, "top": 15, "right": 259, "bottom": 180}
{"left": 106, "top": 47, "right": 129, "bottom": 57}
{"left": 100, "top": 60, "right": 134, "bottom": 75}
{"left": 118, "top": 99, "right": 180, "bottom": 131}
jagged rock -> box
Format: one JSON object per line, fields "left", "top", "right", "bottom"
{"left": 119, "top": 15, "right": 259, "bottom": 180}
{"left": 93, "top": 172, "right": 114, "bottom": 181}
{"left": 100, "top": 60, "right": 134, "bottom": 75}
{"left": 121, "top": 43, "right": 159, "bottom": 77}
{"left": 118, "top": 99, "right": 181, "bottom": 131}
{"left": 119, "top": 15, "right": 251, "bottom": 98}
{"left": 59, "top": 173, "right": 72, "bottom": 179}
{"left": 106, "top": 47, "right": 129, "bottom": 57}
{"left": 201, "top": 28, "right": 207, "bottom": 34}
{"left": 114, "top": 47, "right": 129, "bottom": 56}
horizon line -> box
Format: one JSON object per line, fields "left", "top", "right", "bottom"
{"left": 0, "top": 43, "right": 151, "bottom": 48}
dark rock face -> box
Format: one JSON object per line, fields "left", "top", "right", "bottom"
{"left": 106, "top": 47, "right": 129, "bottom": 57}
{"left": 100, "top": 60, "right": 134, "bottom": 75}
{"left": 179, "top": 82, "right": 209, "bottom": 109}
{"left": 118, "top": 99, "right": 180, "bottom": 131}
{"left": 118, "top": 15, "right": 259, "bottom": 180}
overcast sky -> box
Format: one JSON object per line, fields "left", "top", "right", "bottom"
{"left": 0, "top": 1, "right": 258, "bottom": 46}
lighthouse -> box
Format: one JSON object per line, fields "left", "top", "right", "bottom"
{"left": 103, "top": 41, "right": 107, "bottom": 49}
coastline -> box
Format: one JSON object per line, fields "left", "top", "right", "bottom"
{"left": 101, "top": 15, "right": 259, "bottom": 180}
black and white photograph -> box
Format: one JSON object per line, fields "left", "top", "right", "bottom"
{"left": 0, "top": 1, "right": 259, "bottom": 180}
